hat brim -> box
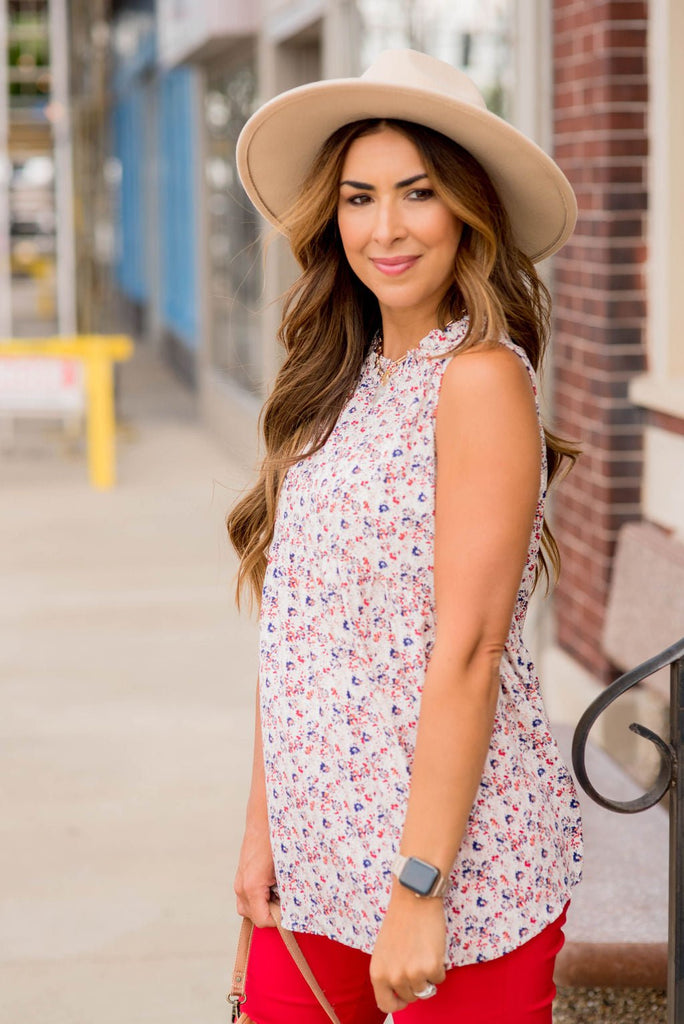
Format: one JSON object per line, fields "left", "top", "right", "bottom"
{"left": 237, "top": 78, "right": 577, "bottom": 264}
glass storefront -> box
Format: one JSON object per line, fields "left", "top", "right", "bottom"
{"left": 204, "top": 57, "right": 262, "bottom": 395}
{"left": 6, "top": 0, "right": 58, "bottom": 336}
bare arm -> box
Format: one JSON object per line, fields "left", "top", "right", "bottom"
{"left": 370, "top": 345, "right": 541, "bottom": 1012}
{"left": 233, "top": 679, "right": 277, "bottom": 927}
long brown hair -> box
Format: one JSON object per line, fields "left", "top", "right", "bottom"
{"left": 227, "top": 118, "right": 579, "bottom": 607}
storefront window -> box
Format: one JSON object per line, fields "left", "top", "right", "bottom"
{"left": 6, "top": 0, "right": 58, "bottom": 335}
{"left": 354, "top": 0, "right": 513, "bottom": 117}
{"left": 204, "top": 59, "right": 261, "bottom": 394}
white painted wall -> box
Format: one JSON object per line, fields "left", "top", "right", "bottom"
{"left": 648, "top": 0, "right": 684, "bottom": 378}
{"left": 643, "top": 426, "right": 684, "bottom": 540}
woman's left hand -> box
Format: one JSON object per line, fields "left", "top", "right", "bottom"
{"left": 369, "top": 886, "right": 447, "bottom": 1014}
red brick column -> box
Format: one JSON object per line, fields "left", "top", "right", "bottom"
{"left": 551, "top": 1, "right": 648, "bottom": 682}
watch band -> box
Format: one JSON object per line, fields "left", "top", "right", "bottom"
{"left": 391, "top": 853, "right": 449, "bottom": 898}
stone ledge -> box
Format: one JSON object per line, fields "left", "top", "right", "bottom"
{"left": 555, "top": 942, "right": 667, "bottom": 989}
{"left": 629, "top": 374, "right": 684, "bottom": 420}
{"left": 603, "top": 521, "right": 684, "bottom": 701}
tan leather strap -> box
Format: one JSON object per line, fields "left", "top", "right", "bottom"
{"left": 228, "top": 904, "right": 342, "bottom": 1024}
{"left": 227, "top": 916, "right": 253, "bottom": 1019}
{"left": 269, "top": 901, "right": 343, "bottom": 1024}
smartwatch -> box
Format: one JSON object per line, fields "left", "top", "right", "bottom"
{"left": 391, "top": 854, "right": 449, "bottom": 898}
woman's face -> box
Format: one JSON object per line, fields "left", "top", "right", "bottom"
{"left": 337, "top": 128, "right": 463, "bottom": 327}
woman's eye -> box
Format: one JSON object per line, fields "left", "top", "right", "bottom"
{"left": 347, "top": 194, "right": 371, "bottom": 206}
{"left": 408, "top": 188, "right": 434, "bottom": 201}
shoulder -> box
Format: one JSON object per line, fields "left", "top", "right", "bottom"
{"left": 434, "top": 341, "right": 542, "bottom": 507}
{"left": 438, "top": 341, "right": 538, "bottom": 425}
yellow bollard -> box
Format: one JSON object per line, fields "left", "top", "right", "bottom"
{"left": 84, "top": 349, "right": 116, "bottom": 490}
{"left": 0, "top": 334, "right": 134, "bottom": 490}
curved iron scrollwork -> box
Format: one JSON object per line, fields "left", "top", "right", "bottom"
{"left": 571, "top": 637, "right": 684, "bottom": 814}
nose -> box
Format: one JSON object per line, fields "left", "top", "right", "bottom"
{"left": 372, "top": 198, "right": 408, "bottom": 247}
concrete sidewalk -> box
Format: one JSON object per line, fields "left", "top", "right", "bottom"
{"left": 0, "top": 348, "right": 259, "bottom": 1023}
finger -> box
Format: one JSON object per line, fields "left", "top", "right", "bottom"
{"left": 430, "top": 958, "right": 447, "bottom": 986}
{"left": 371, "top": 976, "right": 413, "bottom": 1014}
{"left": 251, "top": 889, "right": 278, "bottom": 928}
{"left": 408, "top": 959, "right": 447, "bottom": 992}
{"left": 236, "top": 887, "right": 277, "bottom": 927}
{"left": 407, "top": 980, "right": 438, "bottom": 1001}
{"left": 374, "top": 985, "right": 409, "bottom": 1016}
{"left": 251, "top": 904, "right": 277, "bottom": 928}
{"left": 408, "top": 968, "right": 446, "bottom": 991}
{"left": 391, "top": 979, "right": 418, "bottom": 1006}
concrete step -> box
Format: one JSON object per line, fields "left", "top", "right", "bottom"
{"left": 554, "top": 724, "right": 668, "bottom": 989}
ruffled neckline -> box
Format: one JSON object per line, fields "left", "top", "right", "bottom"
{"left": 370, "top": 316, "right": 470, "bottom": 370}
{"left": 416, "top": 316, "right": 470, "bottom": 357}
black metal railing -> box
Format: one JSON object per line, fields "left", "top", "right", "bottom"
{"left": 572, "top": 636, "right": 684, "bottom": 1024}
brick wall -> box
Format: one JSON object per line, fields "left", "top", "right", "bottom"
{"left": 551, "top": 0, "right": 648, "bottom": 682}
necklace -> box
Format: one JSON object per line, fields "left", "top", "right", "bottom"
{"left": 373, "top": 334, "right": 414, "bottom": 385}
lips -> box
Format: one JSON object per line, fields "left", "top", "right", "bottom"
{"left": 370, "top": 255, "right": 420, "bottom": 276}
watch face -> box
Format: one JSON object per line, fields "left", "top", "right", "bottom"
{"left": 400, "top": 857, "right": 440, "bottom": 895}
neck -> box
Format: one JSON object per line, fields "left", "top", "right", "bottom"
{"left": 379, "top": 309, "right": 441, "bottom": 360}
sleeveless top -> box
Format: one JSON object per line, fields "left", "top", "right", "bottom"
{"left": 258, "top": 317, "right": 583, "bottom": 966}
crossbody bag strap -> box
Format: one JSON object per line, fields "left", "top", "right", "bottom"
{"left": 227, "top": 916, "right": 254, "bottom": 1021}
{"left": 269, "top": 901, "right": 343, "bottom": 1024}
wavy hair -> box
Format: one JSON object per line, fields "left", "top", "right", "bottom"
{"left": 227, "top": 118, "right": 579, "bottom": 607}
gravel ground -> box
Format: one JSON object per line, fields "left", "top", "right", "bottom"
{"left": 554, "top": 988, "right": 666, "bottom": 1023}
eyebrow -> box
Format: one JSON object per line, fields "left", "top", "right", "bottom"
{"left": 339, "top": 173, "right": 429, "bottom": 190}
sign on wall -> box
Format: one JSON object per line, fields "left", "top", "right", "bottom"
{"left": 0, "top": 358, "right": 85, "bottom": 413}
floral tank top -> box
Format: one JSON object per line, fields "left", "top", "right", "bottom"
{"left": 258, "top": 317, "right": 583, "bottom": 966}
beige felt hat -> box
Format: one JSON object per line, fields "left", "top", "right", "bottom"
{"left": 237, "top": 49, "right": 577, "bottom": 263}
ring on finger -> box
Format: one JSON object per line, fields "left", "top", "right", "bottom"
{"left": 413, "top": 983, "right": 438, "bottom": 1000}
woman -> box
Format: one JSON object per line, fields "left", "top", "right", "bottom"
{"left": 227, "top": 49, "right": 583, "bottom": 1024}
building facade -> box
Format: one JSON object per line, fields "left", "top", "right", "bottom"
{"left": 544, "top": 0, "right": 684, "bottom": 781}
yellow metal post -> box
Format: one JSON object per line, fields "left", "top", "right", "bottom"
{"left": 0, "top": 334, "right": 133, "bottom": 490}
{"left": 84, "top": 348, "right": 115, "bottom": 489}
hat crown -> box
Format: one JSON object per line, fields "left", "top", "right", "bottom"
{"left": 361, "top": 49, "right": 487, "bottom": 112}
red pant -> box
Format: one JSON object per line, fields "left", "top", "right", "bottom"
{"left": 242, "top": 904, "right": 567, "bottom": 1024}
